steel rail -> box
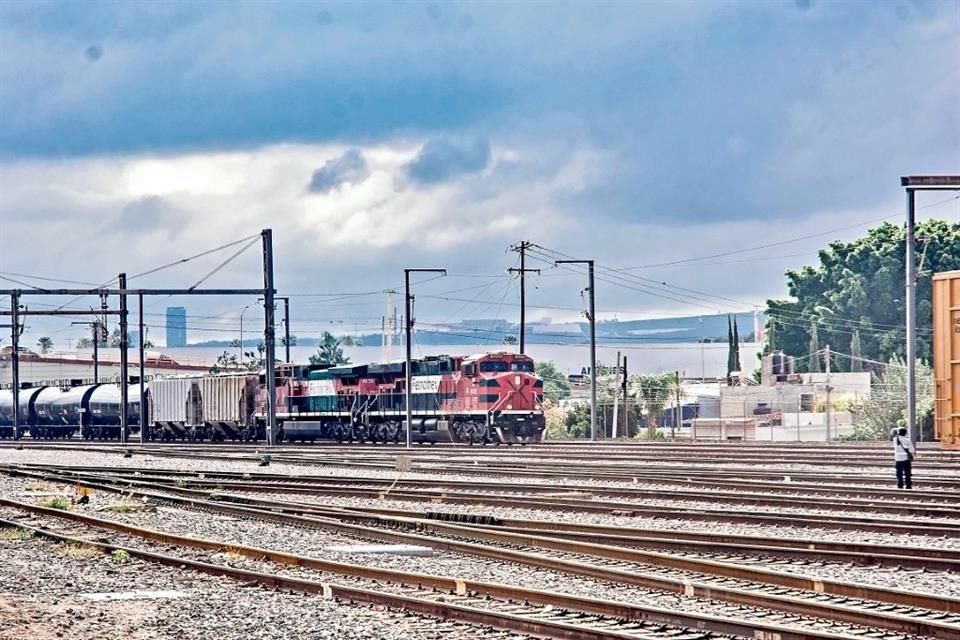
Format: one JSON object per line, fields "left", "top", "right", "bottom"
{"left": 10, "top": 465, "right": 960, "bottom": 537}
{"left": 110, "top": 474, "right": 960, "bottom": 518}
{"left": 20, "top": 461, "right": 958, "bottom": 502}
{"left": 0, "top": 505, "right": 862, "bottom": 640}
{"left": 12, "top": 464, "right": 960, "bottom": 567}
{"left": 4, "top": 469, "right": 959, "bottom": 638}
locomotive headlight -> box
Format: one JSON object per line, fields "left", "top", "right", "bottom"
{"left": 514, "top": 375, "right": 521, "bottom": 386}
{"left": 507, "top": 404, "right": 513, "bottom": 410}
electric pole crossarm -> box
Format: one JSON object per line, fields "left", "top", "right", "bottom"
{"left": 509, "top": 241, "right": 540, "bottom": 354}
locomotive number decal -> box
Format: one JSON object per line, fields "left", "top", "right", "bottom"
{"left": 411, "top": 375, "right": 442, "bottom": 393}
{"left": 307, "top": 380, "right": 336, "bottom": 396}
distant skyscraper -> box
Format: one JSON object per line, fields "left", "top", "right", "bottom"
{"left": 166, "top": 307, "right": 187, "bottom": 347}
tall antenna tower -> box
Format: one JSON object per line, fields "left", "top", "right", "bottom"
{"left": 383, "top": 290, "right": 397, "bottom": 361}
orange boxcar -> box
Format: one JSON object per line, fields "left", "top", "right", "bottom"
{"left": 933, "top": 270, "right": 960, "bottom": 449}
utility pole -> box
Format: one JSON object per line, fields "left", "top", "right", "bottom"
{"left": 258, "top": 295, "right": 291, "bottom": 364}
{"left": 404, "top": 268, "right": 446, "bottom": 448}
{"left": 10, "top": 292, "right": 20, "bottom": 441}
{"left": 138, "top": 293, "right": 147, "bottom": 443}
{"left": 119, "top": 273, "right": 129, "bottom": 444}
{"left": 383, "top": 290, "right": 396, "bottom": 362}
{"left": 699, "top": 317, "right": 705, "bottom": 383}
{"left": 72, "top": 321, "right": 100, "bottom": 381}
{"left": 612, "top": 351, "right": 621, "bottom": 438}
{"left": 824, "top": 343, "right": 831, "bottom": 443}
{"left": 556, "top": 259, "right": 597, "bottom": 441}
{"left": 621, "top": 356, "right": 628, "bottom": 437}
{"left": 509, "top": 241, "right": 539, "bottom": 354}
{"left": 674, "top": 370, "right": 681, "bottom": 440}
{"left": 262, "top": 229, "right": 278, "bottom": 446}
{"left": 280, "top": 297, "right": 291, "bottom": 363}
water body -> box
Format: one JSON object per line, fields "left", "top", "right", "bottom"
{"left": 160, "top": 342, "right": 762, "bottom": 379}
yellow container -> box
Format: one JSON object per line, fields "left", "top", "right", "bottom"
{"left": 933, "top": 270, "right": 960, "bottom": 449}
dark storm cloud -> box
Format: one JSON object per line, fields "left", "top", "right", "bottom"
{"left": 406, "top": 138, "right": 490, "bottom": 185}
{"left": 307, "top": 149, "right": 370, "bottom": 194}
{"left": 0, "top": 1, "right": 956, "bottom": 225}
{"left": 113, "top": 195, "right": 181, "bottom": 233}
{"left": 84, "top": 44, "right": 103, "bottom": 61}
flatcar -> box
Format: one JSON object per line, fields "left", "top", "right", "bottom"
{"left": 261, "top": 351, "right": 545, "bottom": 444}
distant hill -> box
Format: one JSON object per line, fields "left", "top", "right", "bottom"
{"left": 188, "top": 311, "right": 761, "bottom": 348}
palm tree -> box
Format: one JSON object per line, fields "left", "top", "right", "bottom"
{"left": 37, "top": 337, "right": 53, "bottom": 354}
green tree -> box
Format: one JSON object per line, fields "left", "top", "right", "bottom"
{"left": 281, "top": 334, "right": 298, "bottom": 347}
{"left": 766, "top": 220, "right": 960, "bottom": 370}
{"left": 502, "top": 335, "right": 518, "bottom": 345}
{"left": 726, "top": 316, "right": 734, "bottom": 378}
{"left": 109, "top": 327, "right": 134, "bottom": 348}
{"left": 309, "top": 332, "right": 350, "bottom": 365}
{"left": 850, "top": 329, "right": 863, "bottom": 373}
{"left": 562, "top": 402, "right": 591, "bottom": 438}
{"left": 76, "top": 337, "right": 93, "bottom": 349}
{"left": 845, "top": 356, "right": 934, "bottom": 440}
{"left": 210, "top": 351, "right": 240, "bottom": 374}
{"left": 808, "top": 323, "right": 821, "bottom": 373}
{"left": 732, "top": 318, "right": 741, "bottom": 373}
{"left": 631, "top": 372, "right": 677, "bottom": 438}
{"left": 535, "top": 360, "right": 571, "bottom": 402}
{"left": 37, "top": 337, "right": 53, "bottom": 354}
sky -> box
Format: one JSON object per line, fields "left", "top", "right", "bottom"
{"left": 1, "top": 0, "right": 958, "bottom": 347}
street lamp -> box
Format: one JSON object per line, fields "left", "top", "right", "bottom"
{"left": 404, "top": 268, "right": 446, "bottom": 448}
{"left": 239, "top": 305, "right": 250, "bottom": 365}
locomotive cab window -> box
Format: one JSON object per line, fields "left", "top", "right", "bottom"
{"left": 480, "top": 361, "right": 508, "bottom": 372}
{"left": 510, "top": 362, "right": 534, "bottom": 372}
{"left": 463, "top": 363, "right": 477, "bottom": 377}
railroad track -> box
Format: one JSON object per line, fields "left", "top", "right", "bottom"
{"left": 18, "top": 460, "right": 960, "bottom": 507}
{"left": 6, "top": 442, "right": 960, "bottom": 491}
{"left": 4, "top": 470, "right": 959, "bottom": 638}
{"left": 29, "top": 462, "right": 960, "bottom": 505}
{"left": 13, "top": 463, "right": 960, "bottom": 570}
{"left": 0, "top": 502, "right": 867, "bottom": 640}
{"left": 26, "top": 465, "right": 960, "bottom": 537}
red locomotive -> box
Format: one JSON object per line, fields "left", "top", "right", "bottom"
{"left": 257, "top": 351, "right": 546, "bottom": 444}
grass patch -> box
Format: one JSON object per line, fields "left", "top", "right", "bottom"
{"left": 111, "top": 549, "right": 131, "bottom": 564}
{"left": 24, "top": 482, "right": 48, "bottom": 492}
{"left": 0, "top": 527, "right": 34, "bottom": 541}
{"left": 38, "top": 496, "right": 71, "bottom": 510}
{"left": 174, "top": 479, "right": 187, "bottom": 488}
{"left": 220, "top": 547, "right": 246, "bottom": 562}
{"left": 100, "top": 502, "right": 155, "bottom": 514}
{"left": 60, "top": 543, "right": 100, "bottom": 560}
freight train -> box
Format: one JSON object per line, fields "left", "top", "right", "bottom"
{"left": 0, "top": 383, "right": 142, "bottom": 440}
{"left": 0, "top": 351, "right": 546, "bottom": 444}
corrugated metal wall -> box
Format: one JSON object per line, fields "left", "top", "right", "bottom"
{"left": 199, "top": 375, "right": 256, "bottom": 424}
{"left": 150, "top": 377, "right": 195, "bottom": 423}
{"left": 933, "top": 271, "right": 960, "bottom": 449}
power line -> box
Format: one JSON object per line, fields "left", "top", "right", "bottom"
{"left": 613, "top": 193, "right": 959, "bottom": 271}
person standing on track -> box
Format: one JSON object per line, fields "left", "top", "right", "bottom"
{"left": 893, "top": 427, "right": 916, "bottom": 489}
